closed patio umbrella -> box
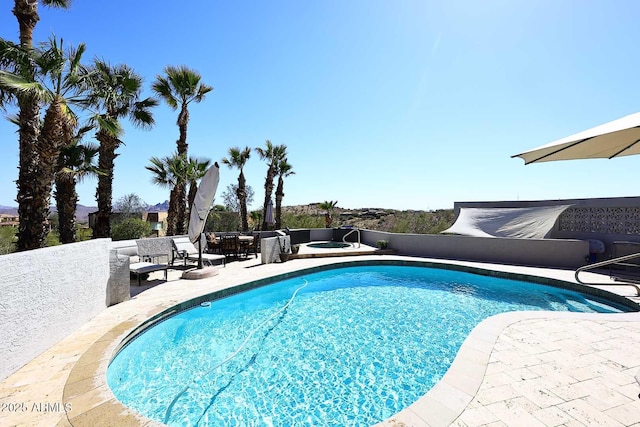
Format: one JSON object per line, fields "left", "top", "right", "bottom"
{"left": 265, "top": 199, "right": 275, "bottom": 226}
{"left": 188, "top": 163, "right": 220, "bottom": 269}
{"left": 512, "top": 112, "right": 640, "bottom": 164}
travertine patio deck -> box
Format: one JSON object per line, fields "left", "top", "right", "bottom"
{"left": 1, "top": 255, "right": 639, "bottom": 426}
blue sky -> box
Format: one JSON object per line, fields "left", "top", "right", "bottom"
{"left": 1, "top": 0, "right": 639, "bottom": 211}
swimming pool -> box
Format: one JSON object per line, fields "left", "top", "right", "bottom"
{"left": 107, "top": 264, "right": 631, "bottom": 426}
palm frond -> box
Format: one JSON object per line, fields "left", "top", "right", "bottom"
{"left": 94, "top": 114, "right": 122, "bottom": 137}
{"left": 155, "top": 65, "right": 211, "bottom": 108}
{"left": 195, "top": 84, "right": 214, "bottom": 102}
{"left": 0, "top": 38, "right": 34, "bottom": 71}
{"left": 151, "top": 76, "right": 178, "bottom": 109}
{"left": 6, "top": 114, "right": 19, "bottom": 126}
{"left": 0, "top": 71, "right": 49, "bottom": 100}
{"left": 43, "top": 0, "right": 72, "bottom": 8}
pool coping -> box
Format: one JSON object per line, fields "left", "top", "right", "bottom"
{"left": 55, "top": 256, "right": 640, "bottom": 426}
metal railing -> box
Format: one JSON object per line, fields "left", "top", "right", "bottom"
{"left": 575, "top": 252, "right": 640, "bottom": 295}
{"left": 342, "top": 228, "right": 361, "bottom": 248}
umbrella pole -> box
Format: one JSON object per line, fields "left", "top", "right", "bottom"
{"left": 198, "top": 236, "right": 203, "bottom": 269}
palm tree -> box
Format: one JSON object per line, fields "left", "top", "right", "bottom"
{"left": 146, "top": 153, "right": 188, "bottom": 236}
{"left": 13, "top": 1, "right": 71, "bottom": 46}
{"left": 255, "top": 140, "right": 287, "bottom": 230}
{"left": 274, "top": 158, "right": 294, "bottom": 229}
{"left": 319, "top": 200, "right": 338, "bottom": 228}
{"left": 10, "top": 1, "right": 71, "bottom": 251}
{"left": 1, "top": 36, "right": 86, "bottom": 249}
{"left": 152, "top": 65, "right": 212, "bottom": 156}
{"left": 81, "top": 59, "right": 157, "bottom": 238}
{"left": 249, "top": 210, "right": 261, "bottom": 231}
{"left": 222, "top": 146, "right": 251, "bottom": 232}
{"left": 152, "top": 66, "right": 212, "bottom": 229}
{"left": 55, "top": 138, "right": 100, "bottom": 243}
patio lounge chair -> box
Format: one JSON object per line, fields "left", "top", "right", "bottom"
{"left": 171, "top": 236, "right": 226, "bottom": 267}
{"left": 129, "top": 239, "right": 170, "bottom": 285}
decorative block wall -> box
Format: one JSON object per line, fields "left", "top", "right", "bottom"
{"left": 558, "top": 207, "right": 640, "bottom": 235}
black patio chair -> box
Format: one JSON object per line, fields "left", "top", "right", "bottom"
{"left": 221, "top": 235, "right": 239, "bottom": 261}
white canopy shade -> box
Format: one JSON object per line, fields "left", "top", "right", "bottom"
{"left": 441, "top": 205, "right": 572, "bottom": 239}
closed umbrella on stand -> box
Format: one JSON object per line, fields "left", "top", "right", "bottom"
{"left": 187, "top": 163, "right": 220, "bottom": 271}
{"left": 265, "top": 199, "right": 275, "bottom": 228}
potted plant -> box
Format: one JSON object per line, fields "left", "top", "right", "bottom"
{"left": 376, "top": 240, "right": 389, "bottom": 250}
{"left": 277, "top": 236, "right": 290, "bottom": 262}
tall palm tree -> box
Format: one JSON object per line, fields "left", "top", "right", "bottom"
{"left": 319, "top": 200, "right": 338, "bottom": 228}
{"left": 152, "top": 65, "right": 212, "bottom": 156}
{"left": 222, "top": 146, "right": 251, "bottom": 232}
{"left": 11, "top": 0, "right": 71, "bottom": 251}
{"left": 274, "top": 158, "right": 294, "bottom": 229}
{"left": 55, "top": 138, "right": 100, "bottom": 243}
{"left": 13, "top": 1, "right": 71, "bottom": 47}
{"left": 146, "top": 153, "right": 188, "bottom": 236}
{"left": 186, "top": 156, "right": 211, "bottom": 218}
{"left": 81, "top": 59, "right": 157, "bottom": 238}
{"left": 255, "top": 140, "right": 286, "bottom": 231}
{"left": 152, "top": 66, "right": 212, "bottom": 230}
{"left": 1, "top": 36, "right": 86, "bottom": 249}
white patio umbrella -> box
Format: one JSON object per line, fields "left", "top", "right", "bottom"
{"left": 512, "top": 112, "right": 640, "bottom": 164}
{"left": 188, "top": 163, "right": 220, "bottom": 269}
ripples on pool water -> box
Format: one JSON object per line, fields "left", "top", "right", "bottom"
{"left": 107, "top": 265, "right": 628, "bottom": 426}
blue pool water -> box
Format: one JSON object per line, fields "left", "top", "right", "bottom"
{"left": 108, "top": 265, "right": 629, "bottom": 426}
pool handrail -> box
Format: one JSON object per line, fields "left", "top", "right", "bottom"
{"left": 575, "top": 251, "right": 640, "bottom": 295}
{"left": 342, "top": 228, "right": 361, "bottom": 248}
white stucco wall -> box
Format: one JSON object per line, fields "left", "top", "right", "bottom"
{"left": 0, "top": 239, "right": 111, "bottom": 380}
{"left": 261, "top": 236, "right": 291, "bottom": 264}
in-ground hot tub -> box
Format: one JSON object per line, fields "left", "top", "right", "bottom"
{"left": 306, "top": 241, "right": 352, "bottom": 249}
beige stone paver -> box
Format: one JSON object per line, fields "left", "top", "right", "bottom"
{"left": 456, "top": 318, "right": 640, "bottom": 427}
{"left": 1, "top": 255, "right": 640, "bottom": 426}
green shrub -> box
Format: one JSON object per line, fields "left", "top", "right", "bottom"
{"left": 0, "top": 228, "right": 63, "bottom": 248}
{"left": 45, "top": 230, "right": 61, "bottom": 247}
{"left": 281, "top": 212, "right": 324, "bottom": 229}
{"left": 111, "top": 218, "right": 152, "bottom": 241}
{"left": 376, "top": 240, "right": 388, "bottom": 249}
{"left": 377, "top": 210, "right": 455, "bottom": 234}
{"left": 76, "top": 226, "right": 92, "bottom": 241}
{"left": 0, "top": 227, "right": 17, "bottom": 254}
{"left": 206, "top": 211, "right": 241, "bottom": 232}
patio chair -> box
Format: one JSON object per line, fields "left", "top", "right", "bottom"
{"left": 245, "top": 234, "right": 260, "bottom": 258}
{"left": 206, "top": 232, "right": 220, "bottom": 254}
{"left": 129, "top": 239, "right": 170, "bottom": 285}
{"left": 171, "top": 236, "right": 226, "bottom": 267}
{"left": 221, "top": 235, "right": 240, "bottom": 261}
